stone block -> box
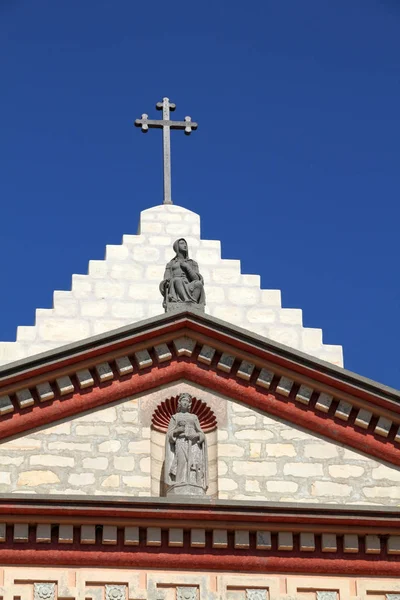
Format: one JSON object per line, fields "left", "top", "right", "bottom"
{"left": 334, "top": 400, "right": 353, "bottom": 421}
{"left": 101, "top": 474, "right": 120, "bottom": 488}
{"left": 128, "top": 440, "right": 149, "bottom": 453}
{"left": 82, "top": 457, "right": 108, "bottom": 470}
{"left": 95, "top": 362, "right": 114, "bottom": 382}
{"left": 169, "top": 528, "right": 184, "bottom": 547}
{"left": 59, "top": 524, "right": 74, "bottom": 543}
{"left": 122, "top": 475, "right": 150, "bottom": 488}
{"left": 236, "top": 428, "right": 274, "bottom": 441}
{"left": 284, "top": 463, "right": 323, "bottom": 477}
{"left": 375, "top": 416, "right": 392, "bottom": 437}
{"left": 328, "top": 465, "right": 364, "bottom": 478}
{"left": 0, "top": 395, "right": 14, "bottom": 415}
{"left": 36, "top": 382, "right": 55, "bottom": 402}
{"left": 233, "top": 462, "right": 277, "bottom": 477}
{"left": 124, "top": 526, "right": 139, "bottom": 545}
{"left": 18, "top": 470, "right": 60, "bottom": 486}
{"left": 197, "top": 344, "right": 216, "bottom": 365}
{"left": 266, "top": 481, "right": 298, "bottom": 493}
{"left": 365, "top": 534, "right": 381, "bottom": 554}
{"left": 343, "top": 534, "right": 358, "bottom": 553}
{"left": 304, "top": 444, "right": 338, "bottom": 459}
{"left": 134, "top": 349, "right": 153, "bottom": 369}
{"left": 0, "top": 472, "right": 11, "bottom": 485}
{"left": 99, "top": 440, "right": 121, "bottom": 452}
{"left": 300, "top": 532, "right": 315, "bottom": 551}
{"left": 102, "top": 525, "right": 117, "bottom": 545}
{"left": 236, "top": 360, "right": 255, "bottom": 381}
{"left": 354, "top": 408, "right": 373, "bottom": 429}
{"left": 234, "top": 530, "right": 250, "bottom": 549}
{"left": 256, "top": 531, "right": 271, "bottom": 549}
{"left": 276, "top": 376, "right": 294, "bottom": 397}
{"left": 81, "top": 525, "right": 96, "bottom": 544}
{"left": 191, "top": 528, "right": 206, "bottom": 547}
{"left": 154, "top": 343, "right": 172, "bottom": 363}
{"left": 295, "top": 385, "right": 313, "bottom": 405}
{"left": 56, "top": 376, "right": 74, "bottom": 396}
{"left": 68, "top": 473, "right": 95, "bottom": 486}
{"left": 30, "top": 455, "right": 74, "bottom": 468}
{"left": 315, "top": 393, "right": 333, "bottom": 413}
{"left": 76, "top": 425, "right": 109, "bottom": 436}
{"left": 278, "top": 532, "right": 293, "bottom": 550}
{"left": 246, "top": 307, "right": 277, "bottom": 324}
{"left": 76, "top": 369, "right": 94, "bottom": 389}
{"left": 265, "top": 443, "right": 296, "bottom": 457}
{"left": 16, "top": 388, "right": 34, "bottom": 408}
{"left": 14, "top": 523, "right": 29, "bottom": 542}
{"left": 218, "top": 444, "right": 245, "bottom": 457}
{"left": 36, "top": 524, "right": 51, "bottom": 543}
{"left": 219, "top": 478, "right": 238, "bottom": 491}
{"left": 321, "top": 533, "right": 337, "bottom": 552}
{"left": 387, "top": 535, "right": 400, "bottom": 554}
{"left": 115, "top": 355, "right": 134, "bottom": 375}
{"left": 228, "top": 287, "right": 260, "bottom": 305}
{"left": 312, "top": 481, "right": 352, "bottom": 497}
{"left": 212, "top": 529, "right": 228, "bottom": 548}
{"left": 173, "top": 336, "right": 196, "bottom": 357}
{"left": 147, "top": 527, "right": 162, "bottom": 546}
{"left": 217, "top": 353, "right": 235, "bottom": 373}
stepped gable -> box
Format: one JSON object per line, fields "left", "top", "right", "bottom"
{"left": 0, "top": 204, "right": 343, "bottom": 367}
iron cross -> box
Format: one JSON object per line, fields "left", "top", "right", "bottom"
{"left": 135, "top": 97, "right": 198, "bottom": 205}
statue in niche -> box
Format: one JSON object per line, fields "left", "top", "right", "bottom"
{"left": 164, "top": 393, "right": 208, "bottom": 496}
{"left": 159, "top": 238, "right": 205, "bottom": 312}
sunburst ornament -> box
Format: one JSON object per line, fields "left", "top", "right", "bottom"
{"left": 152, "top": 395, "right": 217, "bottom": 433}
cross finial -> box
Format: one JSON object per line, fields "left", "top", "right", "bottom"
{"left": 134, "top": 97, "right": 198, "bottom": 205}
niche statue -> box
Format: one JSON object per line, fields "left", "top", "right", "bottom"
{"left": 164, "top": 393, "right": 208, "bottom": 497}
{"left": 159, "top": 238, "right": 205, "bottom": 312}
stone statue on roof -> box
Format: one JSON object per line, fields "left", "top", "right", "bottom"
{"left": 159, "top": 238, "right": 205, "bottom": 312}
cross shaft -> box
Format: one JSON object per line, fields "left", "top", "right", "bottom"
{"left": 134, "top": 97, "right": 198, "bottom": 205}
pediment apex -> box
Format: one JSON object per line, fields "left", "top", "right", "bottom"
{"left": 0, "top": 308, "right": 399, "bottom": 469}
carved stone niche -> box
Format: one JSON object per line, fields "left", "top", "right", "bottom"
{"left": 151, "top": 395, "right": 218, "bottom": 498}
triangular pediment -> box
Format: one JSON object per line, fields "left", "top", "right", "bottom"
{"left": 0, "top": 308, "right": 399, "bottom": 474}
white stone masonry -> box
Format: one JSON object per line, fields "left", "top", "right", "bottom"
{"left": 0, "top": 204, "right": 343, "bottom": 366}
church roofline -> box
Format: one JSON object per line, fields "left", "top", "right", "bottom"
{"left": 1, "top": 307, "right": 400, "bottom": 469}
{"left": 0, "top": 307, "right": 399, "bottom": 405}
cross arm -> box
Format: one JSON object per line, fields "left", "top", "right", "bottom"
{"left": 134, "top": 118, "right": 198, "bottom": 133}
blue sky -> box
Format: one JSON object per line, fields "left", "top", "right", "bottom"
{"left": 1, "top": 1, "right": 399, "bottom": 387}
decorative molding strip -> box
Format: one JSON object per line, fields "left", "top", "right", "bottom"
{"left": 0, "top": 333, "right": 400, "bottom": 466}
{"left": 0, "top": 522, "right": 397, "bottom": 559}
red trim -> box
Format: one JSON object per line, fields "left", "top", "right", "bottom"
{"left": 1, "top": 359, "right": 399, "bottom": 467}
{"left": 0, "top": 547, "right": 399, "bottom": 576}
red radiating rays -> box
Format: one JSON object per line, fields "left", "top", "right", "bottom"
{"left": 152, "top": 395, "right": 217, "bottom": 433}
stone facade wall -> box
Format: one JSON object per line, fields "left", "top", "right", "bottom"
{"left": 0, "top": 566, "right": 398, "bottom": 599}
{"left": 1, "top": 381, "right": 400, "bottom": 505}
{"left": 217, "top": 398, "right": 400, "bottom": 505}
{"left": 0, "top": 398, "right": 151, "bottom": 496}
{"left": 0, "top": 204, "right": 343, "bottom": 367}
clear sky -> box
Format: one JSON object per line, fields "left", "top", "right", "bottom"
{"left": 0, "top": 1, "right": 399, "bottom": 387}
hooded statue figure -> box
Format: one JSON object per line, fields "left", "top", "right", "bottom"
{"left": 164, "top": 393, "right": 208, "bottom": 497}
{"left": 159, "top": 238, "right": 205, "bottom": 311}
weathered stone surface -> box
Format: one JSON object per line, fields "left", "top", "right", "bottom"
{"left": 18, "top": 471, "right": 60, "bottom": 486}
